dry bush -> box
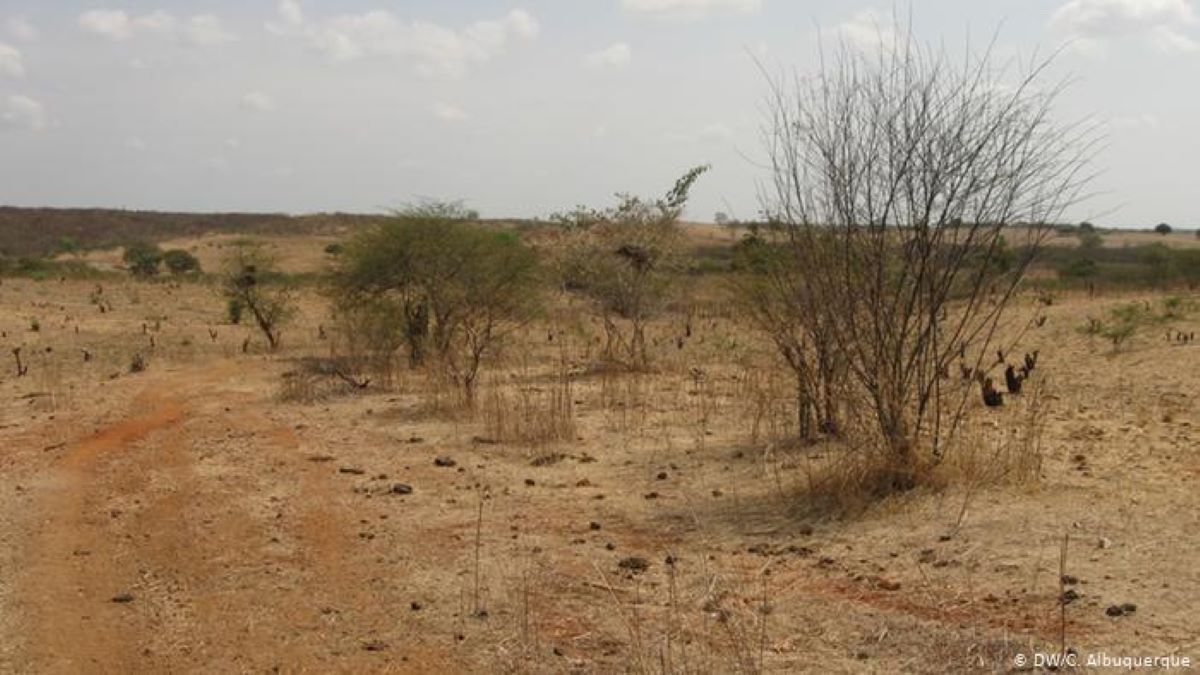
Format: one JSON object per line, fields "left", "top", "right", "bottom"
{"left": 760, "top": 26, "right": 1094, "bottom": 488}
{"left": 479, "top": 366, "right": 575, "bottom": 446}
{"left": 554, "top": 166, "right": 708, "bottom": 372}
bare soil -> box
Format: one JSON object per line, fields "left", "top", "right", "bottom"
{"left": 1, "top": 249, "right": 1197, "bottom": 673}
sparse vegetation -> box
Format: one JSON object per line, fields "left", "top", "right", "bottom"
{"left": 219, "top": 245, "right": 296, "bottom": 350}
{"left": 332, "top": 204, "right": 542, "bottom": 401}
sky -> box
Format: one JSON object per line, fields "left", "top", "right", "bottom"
{"left": 0, "top": 0, "right": 1197, "bottom": 227}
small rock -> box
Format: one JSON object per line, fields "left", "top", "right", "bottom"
{"left": 390, "top": 483, "right": 413, "bottom": 495}
{"left": 1098, "top": 537, "right": 1112, "bottom": 549}
{"left": 434, "top": 456, "right": 456, "bottom": 467}
{"left": 410, "top": 601, "right": 423, "bottom": 611}
{"left": 875, "top": 578, "right": 901, "bottom": 592}
{"left": 1061, "top": 574, "right": 1079, "bottom": 585}
{"left": 1061, "top": 589, "right": 1080, "bottom": 604}
{"left": 589, "top": 521, "right": 602, "bottom": 531}
{"left": 524, "top": 478, "right": 536, "bottom": 487}
{"left": 111, "top": 592, "right": 135, "bottom": 603}
{"left": 339, "top": 467, "right": 365, "bottom": 475}
{"left": 643, "top": 492, "right": 658, "bottom": 500}
{"left": 1120, "top": 602, "right": 1137, "bottom": 614}
{"left": 656, "top": 472, "right": 668, "bottom": 480}
{"left": 618, "top": 556, "right": 650, "bottom": 573}
{"left": 361, "top": 640, "right": 388, "bottom": 652}
{"left": 918, "top": 549, "right": 936, "bottom": 564}
{"left": 1105, "top": 605, "right": 1124, "bottom": 617}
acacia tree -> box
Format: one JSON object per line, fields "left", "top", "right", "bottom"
{"left": 220, "top": 245, "right": 296, "bottom": 351}
{"left": 556, "top": 166, "right": 708, "bottom": 371}
{"left": 332, "top": 210, "right": 541, "bottom": 401}
{"left": 762, "top": 32, "right": 1095, "bottom": 485}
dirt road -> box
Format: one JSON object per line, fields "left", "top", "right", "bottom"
{"left": 3, "top": 362, "right": 458, "bottom": 673}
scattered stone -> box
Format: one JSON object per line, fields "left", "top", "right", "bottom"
{"left": 1061, "top": 589, "right": 1080, "bottom": 604}
{"left": 410, "top": 601, "right": 422, "bottom": 611}
{"left": 111, "top": 592, "right": 135, "bottom": 603}
{"left": 875, "top": 578, "right": 901, "bottom": 591}
{"left": 434, "top": 456, "right": 457, "bottom": 468}
{"left": 798, "top": 524, "right": 813, "bottom": 536}
{"left": 1120, "top": 602, "right": 1137, "bottom": 614}
{"left": 1105, "top": 605, "right": 1124, "bottom": 617}
{"left": 306, "top": 455, "right": 335, "bottom": 463}
{"left": 524, "top": 478, "right": 536, "bottom": 487}
{"left": 361, "top": 640, "right": 388, "bottom": 652}
{"left": 618, "top": 557, "right": 650, "bottom": 574}
{"left": 407, "top": 436, "right": 424, "bottom": 443}
{"left": 339, "top": 467, "right": 365, "bottom": 475}
{"left": 575, "top": 479, "right": 592, "bottom": 487}
{"left": 918, "top": 549, "right": 936, "bottom": 564}
{"left": 938, "top": 534, "right": 953, "bottom": 542}
{"left": 1098, "top": 537, "right": 1113, "bottom": 549}
{"left": 656, "top": 472, "right": 668, "bottom": 480}
{"left": 643, "top": 492, "right": 659, "bottom": 500}
{"left": 390, "top": 483, "right": 413, "bottom": 495}
{"left": 589, "top": 521, "right": 602, "bottom": 531}
{"left": 605, "top": 542, "right": 615, "bottom": 551}
{"left": 711, "top": 489, "right": 723, "bottom": 497}
{"left": 1061, "top": 574, "right": 1079, "bottom": 585}
{"left": 472, "top": 436, "right": 499, "bottom": 445}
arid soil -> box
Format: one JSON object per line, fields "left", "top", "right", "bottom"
{"left": 1, "top": 239, "right": 1197, "bottom": 673}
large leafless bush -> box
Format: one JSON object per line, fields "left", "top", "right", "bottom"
{"left": 758, "top": 33, "right": 1095, "bottom": 486}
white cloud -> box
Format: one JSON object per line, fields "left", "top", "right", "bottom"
{"left": 0, "top": 41, "right": 23, "bottom": 77}
{"left": 126, "top": 137, "right": 148, "bottom": 151}
{"left": 279, "top": 0, "right": 304, "bottom": 27}
{"left": 1, "top": 94, "right": 46, "bottom": 131}
{"left": 833, "top": 8, "right": 900, "bottom": 52}
{"left": 78, "top": 9, "right": 235, "bottom": 45}
{"left": 433, "top": 102, "right": 469, "bottom": 122}
{"left": 667, "top": 122, "right": 735, "bottom": 144}
{"left": 274, "top": 7, "right": 540, "bottom": 77}
{"left": 1110, "top": 112, "right": 1161, "bottom": 129}
{"left": 620, "top": 0, "right": 761, "bottom": 18}
{"left": 185, "top": 15, "right": 236, "bottom": 46}
{"left": 1050, "top": 0, "right": 1199, "bottom": 53}
{"left": 241, "top": 91, "right": 276, "bottom": 112}
{"left": 586, "top": 42, "right": 632, "bottom": 68}
{"left": 7, "top": 17, "right": 38, "bottom": 42}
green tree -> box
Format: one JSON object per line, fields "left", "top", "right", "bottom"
{"left": 122, "top": 242, "right": 163, "bottom": 278}
{"left": 1155, "top": 222, "right": 1173, "bottom": 235}
{"left": 219, "top": 245, "right": 295, "bottom": 350}
{"left": 333, "top": 207, "right": 541, "bottom": 400}
{"left": 163, "top": 249, "right": 202, "bottom": 275}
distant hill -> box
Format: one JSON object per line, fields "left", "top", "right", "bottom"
{"left": 0, "top": 207, "right": 387, "bottom": 258}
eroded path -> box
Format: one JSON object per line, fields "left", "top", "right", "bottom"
{"left": 5, "top": 361, "right": 456, "bottom": 673}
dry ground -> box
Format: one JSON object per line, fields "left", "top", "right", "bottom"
{"left": 0, "top": 245, "right": 1197, "bottom": 673}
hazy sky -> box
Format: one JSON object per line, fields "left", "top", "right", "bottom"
{"left": 0, "top": 0, "right": 1197, "bottom": 227}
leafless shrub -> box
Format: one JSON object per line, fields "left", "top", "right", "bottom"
{"left": 760, "top": 25, "right": 1095, "bottom": 488}
{"left": 555, "top": 166, "right": 708, "bottom": 372}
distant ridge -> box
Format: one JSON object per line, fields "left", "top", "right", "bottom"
{"left": 0, "top": 207, "right": 389, "bottom": 258}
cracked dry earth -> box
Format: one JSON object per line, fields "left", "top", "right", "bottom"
{"left": 0, "top": 279, "right": 1198, "bottom": 673}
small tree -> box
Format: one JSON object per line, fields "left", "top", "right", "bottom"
{"left": 123, "top": 242, "right": 162, "bottom": 278}
{"left": 555, "top": 165, "right": 708, "bottom": 370}
{"left": 333, "top": 208, "right": 541, "bottom": 401}
{"left": 220, "top": 245, "right": 295, "bottom": 350}
{"left": 1155, "top": 222, "right": 1173, "bottom": 236}
{"left": 163, "top": 249, "right": 202, "bottom": 275}
{"left": 762, "top": 28, "right": 1094, "bottom": 486}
